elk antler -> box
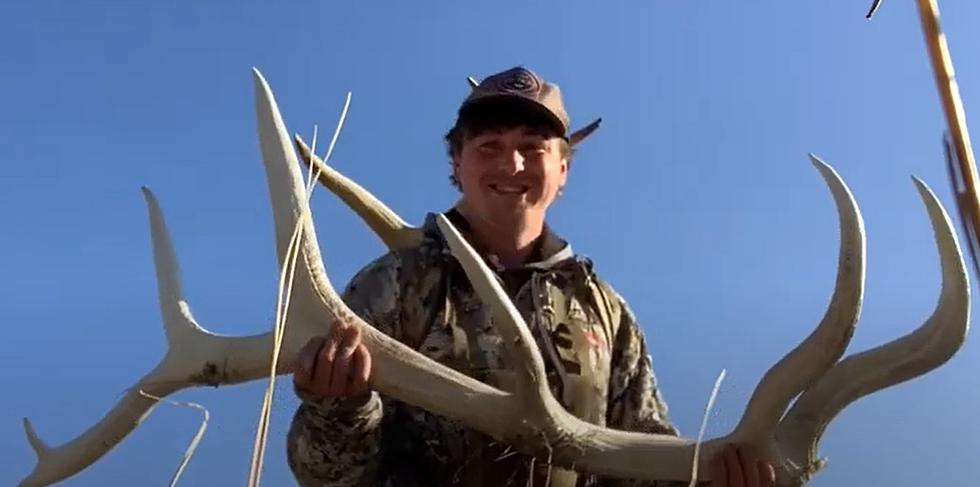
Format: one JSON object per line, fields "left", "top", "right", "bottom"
{"left": 19, "top": 69, "right": 969, "bottom": 487}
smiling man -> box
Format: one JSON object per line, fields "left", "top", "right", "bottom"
{"left": 287, "top": 66, "right": 775, "bottom": 487}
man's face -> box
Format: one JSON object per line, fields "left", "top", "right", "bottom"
{"left": 453, "top": 125, "right": 568, "bottom": 228}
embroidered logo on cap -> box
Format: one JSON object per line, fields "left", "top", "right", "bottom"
{"left": 489, "top": 68, "right": 541, "bottom": 96}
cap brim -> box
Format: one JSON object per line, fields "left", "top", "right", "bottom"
{"left": 459, "top": 94, "right": 568, "bottom": 140}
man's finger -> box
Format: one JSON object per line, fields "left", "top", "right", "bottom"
{"left": 711, "top": 446, "right": 728, "bottom": 487}
{"left": 725, "top": 446, "right": 744, "bottom": 487}
{"left": 315, "top": 328, "right": 342, "bottom": 395}
{"left": 298, "top": 336, "right": 325, "bottom": 375}
{"left": 328, "top": 325, "right": 362, "bottom": 397}
{"left": 293, "top": 362, "right": 312, "bottom": 390}
{"left": 758, "top": 461, "right": 776, "bottom": 486}
{"left": 348, "top": 344, "right": 372, "bottom": 396}
{"left": 294, "top": 336, "right": 326, "bottom": 396}
{"left": 737, "top": 446, "right": 760, "bottom": 487}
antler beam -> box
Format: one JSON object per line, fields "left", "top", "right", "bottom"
{"left": 19, "top": 70, "right": 969, "bottom": 487}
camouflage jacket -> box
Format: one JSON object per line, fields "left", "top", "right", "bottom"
{"left": 287, "top": 209, "right": 684, "bottom": 487}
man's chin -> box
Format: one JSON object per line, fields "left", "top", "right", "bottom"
{"left": 486, "top": 205, "right": 546, "bottom": 225}
{"left": 488, "top": 200, "right": 530, "bottom": 216}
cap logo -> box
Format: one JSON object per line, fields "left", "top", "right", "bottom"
{"left": 489, "top": 69, "right": 541, "bottom": 96}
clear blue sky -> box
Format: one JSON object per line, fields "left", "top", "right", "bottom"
{"left": 2, "top": 2, "right": 979, "bottom": 486}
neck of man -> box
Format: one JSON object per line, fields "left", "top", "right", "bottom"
{"left": 455, "top": 203, "right": 545, "bottom": 269}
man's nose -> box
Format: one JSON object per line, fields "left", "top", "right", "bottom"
{"left": 498, "top": 150, "right": 525, "bottom": 174}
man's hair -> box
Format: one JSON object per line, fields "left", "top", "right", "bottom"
{"left": 444, "top": 98, "right": 574, "bottom": 189}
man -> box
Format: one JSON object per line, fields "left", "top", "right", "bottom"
{"left": 287, "top": 66, "right": 775, "bottom": 486}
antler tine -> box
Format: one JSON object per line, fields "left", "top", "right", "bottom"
{"left": 293, "top": 134, "right": 422, "bottom": 250}
{"left": 142, "top": 187, "right": 211, "bottom": 341}
{"left": 435, "top": 215, "right": 554, "bottom": 406}
{"left": 775, "top": 175, "right": 970, "bottom": 477}
{"left": 732, "top": 155, "right": 866, "bottom": 441}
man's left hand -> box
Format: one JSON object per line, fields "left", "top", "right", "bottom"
{"left": 710, "top": 444, "right": 776, "bottom": 487}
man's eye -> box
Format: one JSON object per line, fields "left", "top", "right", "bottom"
{"left": 521, "top": 144, "right": 547, "bottom": 154}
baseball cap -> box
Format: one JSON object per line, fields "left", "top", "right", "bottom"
{"left": 459, "top": 66, "right": 601, "bottom": 146}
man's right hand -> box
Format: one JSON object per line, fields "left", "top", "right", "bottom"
{"left": 293, "top": 320, "right": 373, "bottom": 401}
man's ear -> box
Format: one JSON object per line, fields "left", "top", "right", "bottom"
{"left": 451, "top": 156, "right": 462, "bottom": 183}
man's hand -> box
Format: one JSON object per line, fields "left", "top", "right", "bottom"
{"left": 710, "top": 444, "right": 776, "bottom": 487}
{"left": 293, "top": 320, "right": 373, "bottom": 400}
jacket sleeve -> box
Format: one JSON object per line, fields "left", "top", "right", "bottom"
{"left": 601, "top": 296, "right": 695, "bottom": 487}
{"left": 286, "top": 252, "right": 403, "bottom": 487}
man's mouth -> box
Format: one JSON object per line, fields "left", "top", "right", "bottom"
{"left": 489, "top": 183, "right": 529, "bottom": 195}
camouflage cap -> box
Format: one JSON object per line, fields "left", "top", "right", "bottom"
{"left": 461, "top": 66, "right": 601, "bottom": 146}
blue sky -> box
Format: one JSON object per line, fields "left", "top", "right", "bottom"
{"left": 2, "top": 2, "right": 979, "bottom": 486}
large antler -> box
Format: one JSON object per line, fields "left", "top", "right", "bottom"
{"left": 19, "top": 69, "right": 969, "bottom": 487}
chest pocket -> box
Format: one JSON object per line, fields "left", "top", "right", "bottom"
{"left": 542, "top": 276, "right": 614, "bottom": 427}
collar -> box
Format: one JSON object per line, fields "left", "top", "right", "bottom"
{"left": 422, "top": 207, "right": 575, "bottom": 271}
